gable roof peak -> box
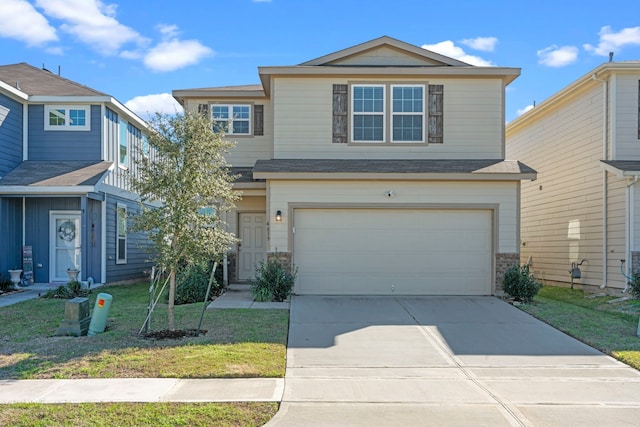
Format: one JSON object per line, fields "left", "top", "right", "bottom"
{"left": 299, "top": 36, "right": 471, "bottom": 67}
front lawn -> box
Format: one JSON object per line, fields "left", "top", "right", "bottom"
{"left": 0, "top": 282, "right": 288, "bottom": 426}
{"left": 0, "top": 282, "right": 288, "bottom": 379}
{"left": 0, "top": 402, "right": 278, "bottom": 427}
{"left": 519, "top": 286, "right": 640, "bottom": 370}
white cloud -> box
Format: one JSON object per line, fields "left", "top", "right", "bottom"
{"left": 35, "top": 0, "right": 147, "bottom": 55}
{"left": 461, "top": 37, "right": 498, "bottom": 52}
{"left": 537, "top": 45, "right": 578, "bottom": 67}
{"left": 157, "top": 24, "right": 180, "bottom": 38}
{"left": 144, "top": 39, "right": 213, "bottom": 72}
{"left": 422, "top": 40, "right": 494, "bottom": 66}
{"left": 516, "top": 104, "right": 534, "bottom": 116}
{"left": 125, "top": 93, "right": 183, "bottom": 120}
{"left": 584, "top": 26, "right": 640, "bottom": 56}
{"left": 0, "top": 0, "right": 57, "bottom": 46}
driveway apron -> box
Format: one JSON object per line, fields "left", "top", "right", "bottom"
{"left": 266, "top": 296, "right": 640, "bottom": 426}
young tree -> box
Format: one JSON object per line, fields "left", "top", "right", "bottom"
{"left": 131, "top": 110, "right": 239, "bottom": 330}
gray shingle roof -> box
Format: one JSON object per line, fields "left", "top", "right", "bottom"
{"left": 0, "top": 63, "right": 107, "bottom": 97}
{"left": 0, "top": 161, "right": 112, "bottom": 187}
{"left": 252, "top": 159, "right": 536, "bottom": 175}
{"left": 230, "top": 167, "right": 264, "bottom": 183}
{"left": 601, "top": 160, "right": 640, "bottom": 173}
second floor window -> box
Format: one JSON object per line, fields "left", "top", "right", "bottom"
{"left": 350, "top": 84, "right": 426, "bottom": 143}
{"left": 45, "top": 105, "right": 90, "bottom": 131}
{"left": 212, "top": 105, "right": 251, "bottom": 135}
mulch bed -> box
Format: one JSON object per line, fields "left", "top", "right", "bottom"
{"left": 141, "top": 329, "right": 207, "bottom": 340}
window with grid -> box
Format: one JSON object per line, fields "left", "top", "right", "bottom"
{"left": 212, "top": 105, "right": 251, "bottom": 135}
{"left": 44, "top": 105, "right": 90, "bottom": 130}
{"left": 391, "top": 85, "right": 424, "bottom": 142}
{"left": 352, "top": 85, "right": 385, "bottom": 142}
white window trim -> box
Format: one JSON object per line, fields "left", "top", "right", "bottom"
{"left": 44, "top": 105, "right": 90, "bottom": 131}
{"left": 116, "top": 203, "right": 127, "bottom": 264}
{"left": 351, "top": 84, "right": 386, "bottom": 143}
{"left": 212, "top": 104, "right": 251, "bottom": 135}
{"left": 118, "top": 119, "right": 128, "bottom": 170}
{"left": 390, "top": 84, "right": 425, "bottom": 143}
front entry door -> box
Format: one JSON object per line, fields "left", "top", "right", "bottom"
{"left": 238, "top": 213, "right": 266, "bottom": 281}
{"left": 50, "top": 212, "right": 82, "bottom": 282}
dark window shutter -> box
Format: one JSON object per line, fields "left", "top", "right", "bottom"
{"left": 637, "top": 80, "right": 640, "bottom": 140}
{"left": 428, "top": 84, "right": 444, "bottom": 144}
{"left": 254, "top": 104, "right": 264, "bottom": 136}
{"left": 198, "top": 104, "right": 209, "bottom": 116}
{"left": 333, "top": 84, "right": 348, "bottom": 143}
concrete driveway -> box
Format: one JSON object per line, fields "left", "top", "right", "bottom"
{"left": 266, "top": 296, "right": 640, "bottom": 426}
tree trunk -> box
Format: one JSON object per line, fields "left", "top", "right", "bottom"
{"left": 168, "top": 268, "right": 176, "bottom": 331}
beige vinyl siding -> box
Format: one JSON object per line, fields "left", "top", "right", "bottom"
{"left": 606, "top": 175, "right": 627, "bottom": 285}
{"left": 183, "top": 99, "right": 273, "bottom": 167}
{"left": 267, "top": 180, "right": 518, "bottom": 253}
{"left": 328, "top": 46, "right": 443, "bottom": 66}
{"left": 272, "top": 77, "right": 504, "bottom": 159}
{"left": 614, "top": 73, "right": 640, "bottom": 159}
{"left": 508, "top": 81, "right": 628, "bottom": 290}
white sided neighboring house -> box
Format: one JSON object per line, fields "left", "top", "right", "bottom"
{"left": 507, "top": 61, "right": 640, "bottom": 294}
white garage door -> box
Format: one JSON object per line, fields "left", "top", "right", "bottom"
{"left": 293, "top": 208, "right": 492, "bottom": 295}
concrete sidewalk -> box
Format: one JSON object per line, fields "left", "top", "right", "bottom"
{"left": 0, "top": 378, "right": 284, "bottom": 403}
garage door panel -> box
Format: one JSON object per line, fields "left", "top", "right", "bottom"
{"left": 294, "top": 209, "right": 492, "bottom": 295}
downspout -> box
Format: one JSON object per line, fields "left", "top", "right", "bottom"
{"left": 592, "top": 73, "right": 609, "bottom": 289}
{"left": 624, "top": 176, "right": 639, "bottom": 292}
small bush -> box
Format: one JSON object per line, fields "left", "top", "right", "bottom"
{"left": 628, "top": 272, "right": 640, "bottom": 299}
{"left": 43, "top": 280, "right": 89, "bottom": 299}
{"left": 0, "top": 274, "right": 13, "bottom": 292}
{"left": 502, "top": 264, "right": 542, "bottom": 303}
{"left": 251, "top": 257, "right": 297, "bottom": 302}
{"left": 174, "top": 263, "right": 220, "bottom": 305}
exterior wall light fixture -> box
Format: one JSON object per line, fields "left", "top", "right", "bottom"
{"left": 275, "top": 210, "right": 282, "bottom": 222}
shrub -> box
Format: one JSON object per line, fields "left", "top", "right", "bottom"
{"left": 174, "top": 263, "right": 220, "bottom": 305}
{"left": 628, "top": 272, "right": 640, "bottom": 299}
{"left": 251, "top": 256, "right": 297, "bottom": 302}
{"left": 43, "top": 281, "right": 88, "bottom": 299}
{"left": 502, "top": 264, "right": 542, "bottom": 303}
{"left": 0, "top": 274, "right": 13, "bottom": 292}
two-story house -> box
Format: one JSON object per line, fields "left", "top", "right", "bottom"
{"left": 507, "top": 61, "right": 640, "bottom": 294}
{"left": 174, "top": 36, "right": 536, "bottom": 295}
{"left": 0, "top": 63, "right": 152, "bottom": 285}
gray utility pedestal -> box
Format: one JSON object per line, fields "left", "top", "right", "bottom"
{"left": 56, "top": 297, "right": 91, "bottom": 336}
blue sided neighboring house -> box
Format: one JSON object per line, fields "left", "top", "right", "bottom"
{"left": 0, "top": 63, "right": 153, "bottom": 285}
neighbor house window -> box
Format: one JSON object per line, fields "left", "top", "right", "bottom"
{"left": 391, "top": 85, "right": 424, "bottom": 142}
{"left": 351, "top": 85, "right": 385, "bottom": 142}
{"left": 116, "top": 204, "right": 127, "bottom": 264}
{"left": 44, "top": 105, "right": 90, "bottom": 131}
{"left": 119, "top": 121, "right": 128, "bottom": 168}
{"left": 212, "top": 105, "right": 251, "bottom": 135}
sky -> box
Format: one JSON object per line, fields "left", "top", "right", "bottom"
{"left": 1, "top": 0, "right": 640, "bottom": 122}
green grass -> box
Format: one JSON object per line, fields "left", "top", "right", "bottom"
{"left": 0, "top": 282, "right": 289, "bottom": 425}
{"left": 519, "top": 286, "right": 640, "bottom": 369}
{"left": 0, "top": 282, "right": 289, "bottom": 379}
{"left": 0, "top": 402, "right": 278, "bottom": 427}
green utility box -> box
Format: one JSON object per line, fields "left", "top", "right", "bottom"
{"left": 88, "top": 293, "right": 112, "bottom": 336}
